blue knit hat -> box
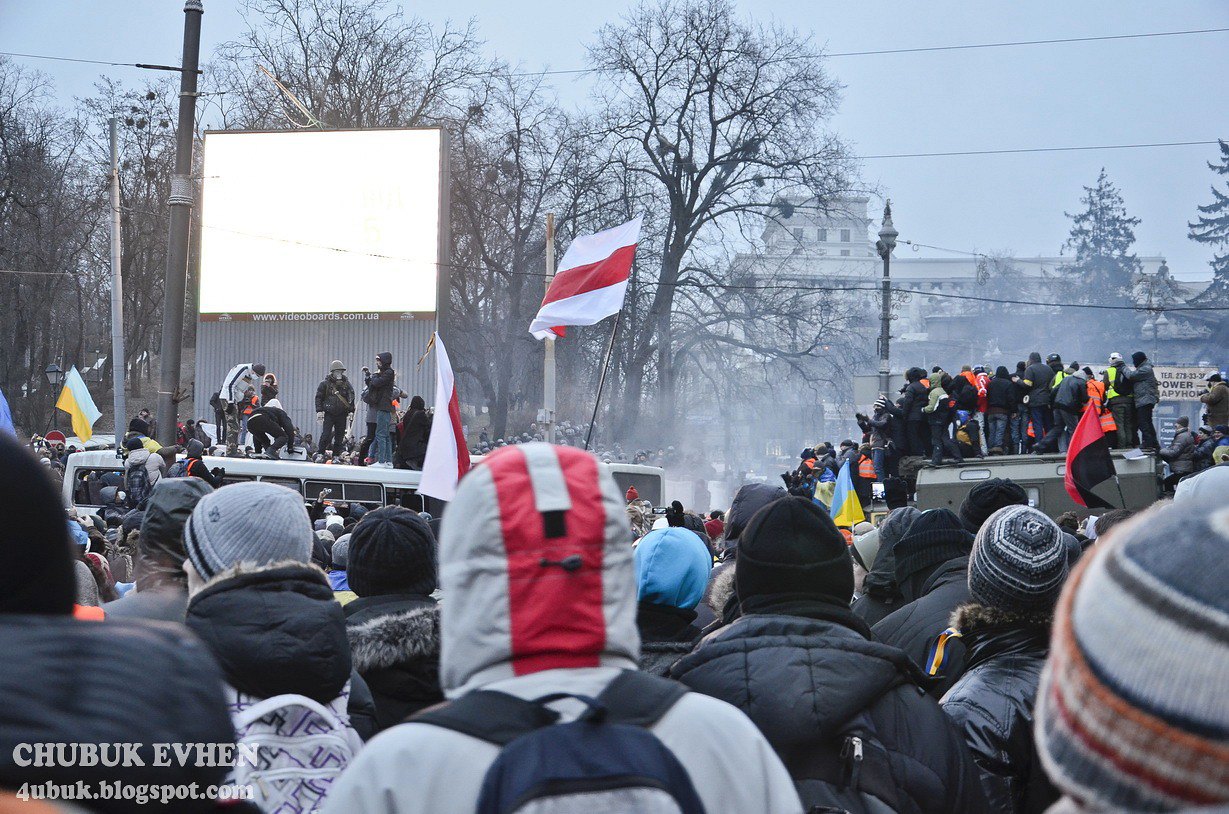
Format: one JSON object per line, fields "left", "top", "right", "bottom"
{"left": 968, "top": 505, "right": 1069, "bottom": 613}
{"left": 634, "top": 528, "right": 711, "bottom": 610}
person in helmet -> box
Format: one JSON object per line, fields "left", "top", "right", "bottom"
{"left": 316, "top": 360, "right": 356, "bottom": 457}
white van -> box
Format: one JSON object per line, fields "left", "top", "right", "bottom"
{"left": 63, "top": 450, "right": 665, "bottom": 515}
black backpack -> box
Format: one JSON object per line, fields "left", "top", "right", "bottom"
{"left": 412, "top": 670, "right": 705, "bottom": 814}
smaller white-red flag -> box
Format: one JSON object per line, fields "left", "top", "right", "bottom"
{"left": 418, "top": 333, "right": 471, "bottom": 502}
{"left": 529, "top": 216, "right": 642, "bottom": 340}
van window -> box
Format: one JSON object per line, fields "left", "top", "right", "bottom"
{"left": 72, "top": 468, "right": 124, "bottom": 507}
{"left": 343, "top": 482, "right": 383, "bottom": 505}
{"left": 220, "top": 473, "right": 256, "bottom": 487}
{"left": 261, "top": 476, "right": 304, "bottom": 496}
{"left": 306, "top": 480, "right": 345, "bottom": 503}
{"left": 612, "top": 472, "right": 662, "bottom": 505}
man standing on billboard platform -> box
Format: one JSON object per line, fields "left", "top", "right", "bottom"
{"left": 364, "top": 353, "right": 396, "bottom": 468}
{"left": 217, "top": 362, "right": 265, "bottom": 456}
{"left": 316, "top": 360, "right": 356, "bottom": 457}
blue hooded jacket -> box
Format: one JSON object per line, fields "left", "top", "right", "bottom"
{"left": 634, "top": 528, "right": 712, "bottom": 610}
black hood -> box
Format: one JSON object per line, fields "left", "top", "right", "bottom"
{"left": 345, "top": 601, "right": 442, "bottom": 730}
{"left": 186, "top": 562, "right": 352, "bottom": 704}
{"left": 137, "top": 478, "right": 212, "bottom": 592}
{"left": 672, "top": 611, "right": 925, "bottom": 749}
{"left": 724, "top": 482, "right": 788, "bottom": 548}
{"left": 0, "top": 615, "right": 233, "bottom": 811}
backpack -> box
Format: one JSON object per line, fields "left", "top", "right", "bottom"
{"left": 124, "top": 463, "right": 151, "bottom": 509}
{"left": 412, "top": 670, "right": 705, "bottom": 814}
{"left": 228, "top": 690, "right": 362, "bottom": 813}
{"left": 166, "top": 459, "right": 191, "bottom": 479}
{"left": 784, "top": 677, "right": 908, "bottom": 814}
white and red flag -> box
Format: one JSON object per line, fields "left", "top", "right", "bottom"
{"left": 418, "top": 333, "right": 471, "bottom": 502}
{"left": 529, "top": 215, "right": 642, "bottom": 340}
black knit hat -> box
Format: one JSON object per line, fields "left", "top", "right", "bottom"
{"left": 892, "top": 508, "right": 974, "bottom": 583}
{"left": 724, "top": 482, "right": 788, "bottom": 545}
{"left": 348, "top": 506, "right": 437, "bottom": 597}
{"left": 736, "top": 496, "right": 854, "bottom": 605}
{"left": 959, "top": 478, "right": 1028, "bottom": 533}
{"left": 0, "top": 434, "right": 75, "bottom": 615}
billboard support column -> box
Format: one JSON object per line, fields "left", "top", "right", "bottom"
{"left": 109, "top": 118, "right": 127, "bottom": 447}
{"left": 544, "top": 213, "right": 556, "bottom": 444}
{"left": 155, "top": 0, "right": 203, "bottom": 445}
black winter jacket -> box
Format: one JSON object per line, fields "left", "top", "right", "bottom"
{"left": 901, "top": 380, "right": 931, "bottom": 422}
{"left": 0, "top": 615, "right": 234, "bottom": 809}
{"left": 1022, "top": 362, "right": 1053, "bottom": 407}
{"left": 247, "top": 404, "right": 295, "bottom": 442}
{"left": 852, "top": 541, "right": 905, "bottom": 627}
{"left": 316, "top": 375, "right": 356, "bottom": 415}
{"left": 671, "top": 599, "right": 987, "bottom": 814}
{"left": 344, "top": 594, "right": 442, "bottom": 732}
{"left": 941, "top": 605, "right": 1059, "bottom": 814}
{"left": 396, "top": 408, "right": 431, "bottom": 470}
{"left": 987, "top": 375, "right": 1020, "bottom": 413}
{"left": 872, "top": 556, "right": 972, "bottom": 698}
{"left": 185, "top": 561, "right": 376, "bottom": 740}
{"left": 366, "top": 367, "right": 396, "bottom": 412}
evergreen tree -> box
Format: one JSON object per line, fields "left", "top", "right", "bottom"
{"left": 1188, "top": 139, "right": 1229, "bottom": 303}
{"left": 1060, "top": 168, "right": 1142, "bottom": 304}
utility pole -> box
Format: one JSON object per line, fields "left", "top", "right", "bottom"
{"left": 154, "top": 0, "right": 203, "bottom": 445}
{"left": 543, "top": 213, "right": 556, "bottom": 443}
{"left": 875, "top": 200, "right": 898, "bottom": 397}
{"left": 109, "top": 118, "right": 127, "bottom": 449}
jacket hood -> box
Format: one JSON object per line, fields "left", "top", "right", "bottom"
{"left": 438, "top": 443, "right": 638, "bottom": 697}
{"left": 672, "top": 612, "right": 924, "bottom": 747}
{"left": 137, "top": 478, "right": 212, "bottom": 592}
{"left": 185, "top": 561, "right": 352, "bottom": 704}
{"left": 634, "top": 527, "right": 712, "bottom": 610}
{"left": 376, "top": 352, "right": 392, "bottom": 368}
{"left": 724, "top": 482, "right": 788, "bottom": 546}
{"left": 127, "top": 448, "right": 151, "bottom": 466}
{"left": 348, "top": 604, "right": 440, "bottom": 674}
{"left": 995, "top": 365, "right": 1011, "bottom": 377}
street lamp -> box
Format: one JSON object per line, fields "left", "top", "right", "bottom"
{"left": 875, "top": 201, "right": 898, "bottom": 397}
{"left": 44, "top": 363, "right": 66, "bottom": 430}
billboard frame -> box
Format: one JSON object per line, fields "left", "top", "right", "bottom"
{"left": 197, "top": 125, "right": 451, "bottom": 321}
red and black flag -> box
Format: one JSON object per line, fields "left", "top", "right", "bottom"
{"left": 1064, "top": 406, "right": 1117, "bottom": 509}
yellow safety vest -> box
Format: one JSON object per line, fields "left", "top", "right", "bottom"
{"left": 1106, "top": 366, "right": 1127, "bottom": 400}
{"left": 1051, "top": 370, "right": 1066, "bottom": 390}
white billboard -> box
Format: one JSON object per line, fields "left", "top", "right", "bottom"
{"left": 198, "top": 128, "right": 442, "bottom": 315}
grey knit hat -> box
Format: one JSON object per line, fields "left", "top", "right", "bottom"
{"left": 330, "top": 534, "right": 350, "bottom": 570}
{"left": 184, "top": 482, "right": 313, "bottom": 580}
{"left": 969, "top": 505, "right": 1069, "bottom": 613}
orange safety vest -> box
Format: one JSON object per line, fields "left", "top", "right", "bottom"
{"left": 242, "top": 395, "right": 258, "bottom": 417}
{"left": 858, "top": 455, "right": 876, "bottom": 479}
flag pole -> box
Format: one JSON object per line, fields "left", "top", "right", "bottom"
{"left": 1113, "top": 474, "right": 1127, "bottom": 509}
{"left": 584, "top": 312, "right": 620, "bottom": 452}
{"left": 543, "top": 213, "right": 556, "bottom": 444}
{"left": 108, "top": 117, "right": 127, "bottom": 457}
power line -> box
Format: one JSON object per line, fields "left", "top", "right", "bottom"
{"left": 858, "top": 140, "right": 1218, "bottom": 160}
{"left": 0, "top": 50, "right": 199, "bottom": 73}
{"left": 508, "top": 26, "right": 1229, "bottom": 77}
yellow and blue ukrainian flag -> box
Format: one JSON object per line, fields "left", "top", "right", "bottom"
{"left": 55, "top": 366, "right": 101, "bottom": 442}
{"left": 830, "top": 459, "right": 865, "bottom": 527}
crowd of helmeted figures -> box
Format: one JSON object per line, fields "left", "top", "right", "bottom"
{"left": 2, "top": 425, "right": 1228, "bottom": 814}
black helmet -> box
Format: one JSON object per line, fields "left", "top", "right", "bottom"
{"left": 1046, "top": 353, "right": 1062, "bottom": 364}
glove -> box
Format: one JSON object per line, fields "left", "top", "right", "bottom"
{"left": 316, "top": 412, "right": 324, "bottom": 421}
{"left": 210, "top": 467, "right": 225, "bottom": 478}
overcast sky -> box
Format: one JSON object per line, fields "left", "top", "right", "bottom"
{"left": 3, "top": 0, "right": 1227, "bottom": 280}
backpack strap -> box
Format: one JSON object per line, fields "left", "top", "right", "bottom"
{"left": 410, "top": 691, "right": 560, "bottom": 746}
{"left": 410, "top": 671, "right": 688, "bottom": 745}
{"left": 595, "top": 669, "right": 688, "bottom": 728}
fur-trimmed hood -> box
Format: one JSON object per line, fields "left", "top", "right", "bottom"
{"left": 348, "top": 604, "right": 440, "bottom": 674}
{"left": 950, "top": 602, "right": 1053, "bottom": 632}
{"left": 706, "top": 563, "right": 737, "bottom": 616}
{"left": 185, "top": 559, "right": 352, "bottom": 704}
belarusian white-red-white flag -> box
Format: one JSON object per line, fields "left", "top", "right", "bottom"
{"left": 418, "top": 333, "right": 471, "bottom": 502}
{"left": 529, "top": 215, "right": 642, "bottom": 340}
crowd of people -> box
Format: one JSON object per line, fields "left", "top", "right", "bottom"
{"left": 4, "top": 421, "right": 1228, "bottom": 813}
{"left": 843, "top": 350, "right": 1228, "bottom": 478}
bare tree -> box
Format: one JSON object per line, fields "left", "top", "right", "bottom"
{"left": 587, "top": 0, "right": 854, "bottom": 431}
{"left": 210, "top": 0, "right": 484, "bottom": 130}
